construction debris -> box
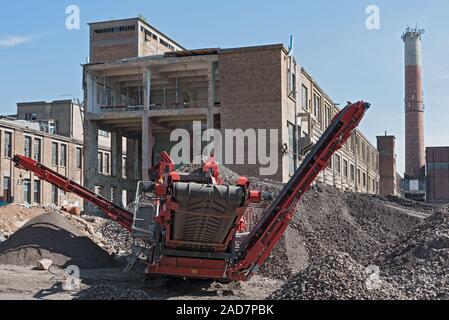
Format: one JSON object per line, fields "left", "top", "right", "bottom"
{"left": 36, "top": 259, "right": 53, "bottom": 271}
{"left": 0, "top": 204, "right": 46, "bottom": 237}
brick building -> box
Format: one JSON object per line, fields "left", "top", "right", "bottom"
{"left": 426, "top": 147, "right": 449, "bottom": 204}
{"left": 82, "top": 17, "right": 380, "bottom": 207}
{"left": 0, "top": 100, "right": 119, "bottom": 207}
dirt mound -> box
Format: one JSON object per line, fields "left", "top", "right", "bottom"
{"left": 376, "top": 211, "right": 449, "bottom": 300}
{"left": 268, "top": 251, "right": 406, "bottom": 300}
{"left": 0, "top": 212, "right": 115, "bottom": 269}
{"left": 0, "top": 204, "right": 46, "bottom": 236}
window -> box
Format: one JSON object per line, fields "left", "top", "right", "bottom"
{"left": 350, "top": 133, "right": 356, "bottom": 152}
{"left": 76, "top": 147, "right": 82, "bottom": 169}
{"left": 428, "top": 162, "right": 449, "bottom": 170}
{"left": 3, "top": 177, "right": 11, "bottom": 203}
{"left": 325, "top": 104, "right": 332, "bottom": 127}
{"left": 23, "top": 179, "right": 31, "bottom": 204}
{"left": 301, "top": 85, "right": 308, "bottom": 110}
{"left": 33, "top": 139, "right": 41, "bottom": 162}
{"left": 51, "top": 185, "right": 58, "bottom": 205}
{"left": 343, "top": 159, "right": 348, "bottom": 178}
{"left": 362, "top": 141, "right": 366, "bottom": 161}
{"left": 25, "top": 113, "right": 37, "bottom": 121}
{"left": 105, "top": 153, "right": 110, "bottom": 175}
{"left": 313, "top": 93, "right": 321, "bottom": 123}
{"left": 98, "top": 130, "right": 110, "bottom": 137}
{"left": 288, "top": 122, "right": 295, "bottom": 176}
{"left": 94, "top": 25, "right": 135, "bottom": 34}
{"left": 51, "top": 143, "right": 58, "bottom": 166}
{"left": 363, "top": 172, "right": 367, "bottom": 187}
{"left": 122, "top": 156, "right": 127, "bottom": 178}
{"left": 60, "top": 144, "right": 67, "bottom": 166}
{"left": 98, "top": 152, "right": 104, "bottom": 173}
{"left": 334, "top": 154, "right": 341, "bottom": 174}
{"left": 350, "top": 164, "right": 355, "bottom": 181}
{"left": 24, "top": 136, "right": 32, "bottom": 158}
{"left": 287, "top": 60, "right": 296, "bottom": 99}
{"left": 4, "top": 132, "right": 12, "bottom": 158}
{"left": 34, "top": 180, "right": 41, "bottom": 204}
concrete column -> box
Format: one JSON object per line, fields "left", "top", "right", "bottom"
{"left": 87, "top": 71, "right": 98, "bottom": 113}
{"left": 207, "top": 61, "right": 218, "bottom": 129}
{"left": 111, "top": 131, "right": 123, "bottom": 206}
{"left": 111, "top": 131, "right": 123, "bottom": 178}
{"left": 113, "top": 82, "right": 121, "bottom": 107}
{"left": 142, "top": 66, "right": 153, "bottom": 180}
{"left": 83, "top": 119, "right": 99, "bottom": 213}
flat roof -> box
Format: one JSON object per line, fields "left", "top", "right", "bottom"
{"left": 88, "top": 17, "right": 186, "bottom": 50}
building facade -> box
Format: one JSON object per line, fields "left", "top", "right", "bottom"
{"left": 0, "top": 100, "right": 120, "bottom": 207}
{"left": 426, "top": 147, "right": 449, "bottom": 204}
{"left": 83, "top": 18, "right": 380, "bottom": 200}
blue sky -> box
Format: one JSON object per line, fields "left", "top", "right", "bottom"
{"left": 0, "top": 0, "right": 448, "bottom": 173}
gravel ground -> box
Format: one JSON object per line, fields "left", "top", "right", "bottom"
{"left": 376, "top": 210, "right": 449, "bottom": 300}
{"left": 268, "top": 251, "right": 407, "bottom": 300}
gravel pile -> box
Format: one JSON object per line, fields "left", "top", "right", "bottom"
{"left": 258, "top": 183, "right": 432, "bottom": 280}
{"left": 376, "top": 210, "right": 449, "bottom": 300}
{"left": 77, "top": 284, "right": 149, "bottom": 300}
{"left": 269, "top": 251, "right": 407, "bottom": 300}
{"left": 0, "top": 212, "right": 115, "bottom": 269}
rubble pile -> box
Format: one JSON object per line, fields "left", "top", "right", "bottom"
{"left": 376, "top": 210, "right": 449, "bottom": 300}
{"left": 258, "top": 183, "right": 432, "bottom": 280}
{"left": 269, "top": 251, "right": 406, "bottom": 300}
{"left": 0, "top": 204, "right": 46, "bottom": 237}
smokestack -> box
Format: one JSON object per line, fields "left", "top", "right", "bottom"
{"left": 402, "top": 27, "right": 425, "bottom": 179}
